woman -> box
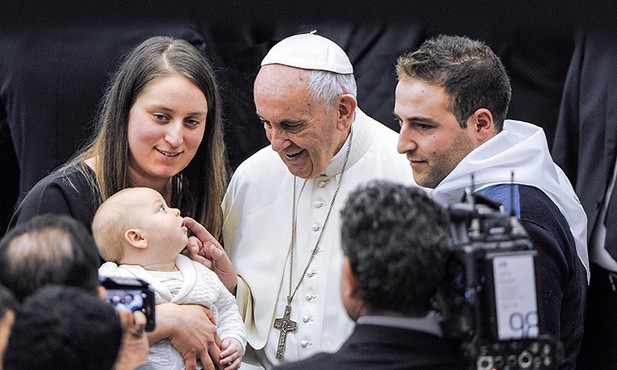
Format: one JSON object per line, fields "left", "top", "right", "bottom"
{"left": 9, "top": 36, "right": 230, "bottom": 369}
{"left": 9, "top": 36, "right": 227, "bottom": 241}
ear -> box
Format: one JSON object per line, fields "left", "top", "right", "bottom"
{"left": 336, "top": 94, "right": 358, "bottom": 132}
{"left": 342, "top": 258, "right": 358, "bottom": 295}
{"left": 468, "top": 108, "right": 495, "bottom": 144}
{"left": 342, "top": 257, "right": 362, "bottom": 306}
{"left": 124, "top": 229, "right": 148, "bottom": 249}
{"left": 97, "top": 286, "right": 107, "bottom": 300}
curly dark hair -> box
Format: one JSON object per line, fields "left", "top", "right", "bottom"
{"left": 340, "top": 180, "right": 451, "bottom": 317}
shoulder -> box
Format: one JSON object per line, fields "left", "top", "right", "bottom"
{"left": 480, "top": 184, "right": 566, "bottom": 225}
{"left": 355, "top": 108, "right": 399, "bottom": 142}
{"left": 234, "top": 145, "right": 283, "bottom": 171}
{"left": 479, "top": 183, "right": 581, "bottom": 273}
{"left": 24, "top": 164, "right": 96, "bottom": 199}
{"left": 9, "top": 163, "right": 99, "bottom": 228}
{"left": 227, "top": 146, "right": 290, "bottom": 193}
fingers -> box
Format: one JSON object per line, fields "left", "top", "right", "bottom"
{"left": 194, "top": 328, "right": 222, "bottom": 370}
{"left": 198, "top": 352, "right": 217, "bottom": 370}
{"left": 165, "top": 304, "right": 223, "bottom": 370}
{"left": 222, "top": 357, "right": 242, "bottom": 370}
{"left": 183, "top": 356, "right": 198, "bottom": 370}
{"left": 186, "top": 234, "right": 204, "bottom": 253}
{"left": 219, "top": 339, "right": 242, "bottom": 370}
{"left": 116, "top": 308, "right": 146, "bottom": 337}
{"left": 206, "top": 244, "right": 237, "bottom": 292}
{"left": 184, "top": 218, "right": 225, "bottom": 257}
{"left": 220, "top": 351, "right": 242, "bottom": 370}
{"left": 185, "top": 236, "right": 213, "bottom": 268}
{"left": 183, "top": 217, "right": 219, "bottom": 244}
{"left": 114, "top": 309, "right": 150, "bottom": 370}
{"left": 132, "top": 310, "right": 147, "bottom": 329}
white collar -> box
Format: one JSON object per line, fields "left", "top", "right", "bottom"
{"left": 431, "top": 119, "right": 589, "bottom": 281}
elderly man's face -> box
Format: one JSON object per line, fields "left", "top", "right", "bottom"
{"left": 254, "top": 65, "right": 348, "bottom": 179}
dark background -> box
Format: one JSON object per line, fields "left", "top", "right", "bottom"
{"left": 0, "top": 1, "right": 592, "bottom": 236}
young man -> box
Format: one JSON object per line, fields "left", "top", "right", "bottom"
{"left": 394, "top": 34, "right": 588, "bottom": 369}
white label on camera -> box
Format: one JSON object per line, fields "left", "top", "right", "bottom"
{"left": 493, "top": 253, "right": 538, "bottom": 339}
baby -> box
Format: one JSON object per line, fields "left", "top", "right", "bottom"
{"left": 92, "top": 187, "right": 245, "bottom": 370}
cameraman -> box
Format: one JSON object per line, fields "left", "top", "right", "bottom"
{"left": 275, "top": 181, "right": 464, "bottom": 369}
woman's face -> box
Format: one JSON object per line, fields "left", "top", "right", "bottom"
{"left": 127, "top": 74, "right": 207, "bottom": 190}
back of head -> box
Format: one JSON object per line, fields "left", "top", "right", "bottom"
{"left": 261, "top": 32, "right": 358, "bottom": 107}
{"left": 340, "top": 180, "right": 450, "bottom": 316}
{"left": 0, "top": 214, "right": 101, "bottom": 303}
{"left": 92, "top": 188, "right": 135, "bottom": 263}
{"left": 3, "top": 284, "right": 122, "bottom": 370}
{"left": 396, "top": 34, "right": 511, "bottom": 130}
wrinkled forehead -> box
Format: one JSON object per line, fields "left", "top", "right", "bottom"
{"left": 254, "top": 65, "right": 310, "bottom": 95}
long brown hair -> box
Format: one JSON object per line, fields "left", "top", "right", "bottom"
{"left": 64, "top": 36, "right": 228, "bottom": 239}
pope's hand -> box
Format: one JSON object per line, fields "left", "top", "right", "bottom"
{"left": 183, "top": 217, "right": 237, "bottom": 294}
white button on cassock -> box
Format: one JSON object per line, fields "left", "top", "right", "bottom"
{"left": 301, "top": 340, "right": 312, "bottom": 348}
{"left": 312, "top": 224, "right": 321, "bottom": 232}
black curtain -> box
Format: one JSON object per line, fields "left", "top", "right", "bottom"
{"left": 0, "top": 0, "right": 584, "bottom": 237}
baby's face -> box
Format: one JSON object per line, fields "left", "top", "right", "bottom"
{"left": 132, "top": 188, "right": 189, "bottom": 253}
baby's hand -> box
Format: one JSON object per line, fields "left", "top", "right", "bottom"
{"left": 219, "top": 337, "right": 244, "bottom": 370}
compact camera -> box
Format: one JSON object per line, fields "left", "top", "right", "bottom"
{"left": 439, "top": 189, "right": 563, "bottom": 369}
{"left": 101, "top": 276, "right": 156, "bottom": 332}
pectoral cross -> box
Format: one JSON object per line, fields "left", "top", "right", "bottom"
{"left": 273, "top": 304, "right": 297, "bottom": 359}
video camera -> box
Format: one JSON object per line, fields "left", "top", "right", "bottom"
{"left": 439, "top": 188, "right": 563, "bottom": 369}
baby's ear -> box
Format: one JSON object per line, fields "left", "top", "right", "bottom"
{"left": 125, "top": 229, "right": 148, "bottom": 249}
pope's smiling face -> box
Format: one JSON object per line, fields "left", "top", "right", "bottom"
{"left": 254, "top": 64, "right": 349, "bottom": 180}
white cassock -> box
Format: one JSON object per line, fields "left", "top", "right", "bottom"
{"left": 223, "top": 108, "right": 414, "bottom": 368}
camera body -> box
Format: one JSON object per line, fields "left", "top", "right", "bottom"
{"left": 440, "top": 190, "right": 563, "bottom": 369}
{"left": 101, "top": 276, "right": 156, "bottom": 332}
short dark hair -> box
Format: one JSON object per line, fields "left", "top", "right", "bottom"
{"left": 0, "top": 214, "right": 101, "bottom": 302}
{"left": 3, "top": 284, "right": 122, "bottom": 369}
{"left": 396, "top": 34, "right": 511, "bottom": 131}
{"left": 340, "top": 181, "right": 450, "bottom": 316}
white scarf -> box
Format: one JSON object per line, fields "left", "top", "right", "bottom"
{"left": 429, "top": 119, "right": 589, "bottom": 282}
